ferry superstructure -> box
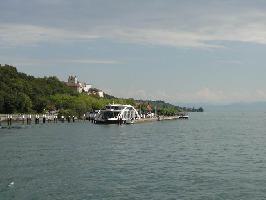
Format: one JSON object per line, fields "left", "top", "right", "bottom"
{"left": 94, "top": 104, "right": 140, "bottom": 124}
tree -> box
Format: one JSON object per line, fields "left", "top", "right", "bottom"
{"left": 16, "top": 93, "right": 32, "bottom": 113}
{"left": 3, "top": 93, "right": 17, "bottom": 113}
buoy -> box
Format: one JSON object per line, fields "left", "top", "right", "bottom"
{"left": 8, "top": 181, "right": 14, "bottom": 187}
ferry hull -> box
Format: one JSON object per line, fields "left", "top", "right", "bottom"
{"left": 95, "top": 120, "right": 124, "bottom": 124}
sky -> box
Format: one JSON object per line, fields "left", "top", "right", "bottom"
{"left": 1, "top": 0, "right": 266, "bottom": 104}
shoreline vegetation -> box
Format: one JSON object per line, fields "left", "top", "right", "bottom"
{"left": 0, "top": 64, "right": 203, "bottom": 118}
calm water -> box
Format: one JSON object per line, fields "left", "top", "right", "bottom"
{"left": 1, "top": 112, "right": 266, "bottom": 200}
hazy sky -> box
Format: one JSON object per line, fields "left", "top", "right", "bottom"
{"left": 1, "top": 0, "right": 266, "bottom": 104}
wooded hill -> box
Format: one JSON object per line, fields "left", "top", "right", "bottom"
{"left": 0, "top": 64, "right": 203, "bottom": 116}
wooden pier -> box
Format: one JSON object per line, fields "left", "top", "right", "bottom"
{"left": 0, "top": 113, "right": 60, "bottom": 127}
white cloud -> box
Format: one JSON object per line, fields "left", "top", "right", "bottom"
{"left": 2, "top": 18, "right": 266, "bottom": 49}
{"left": 2, "top": 1, "right": 266, "bottom": 48}
{"left": 66, "top": 59, "right": 121, "bottom": 65}
{"left": 195, "top": 88, "right": 227, "bottom": 102}
{"left": 2, "top": 4, "right": 266, "bottom": 49}
{"left": 164, "top": 88, "right": 228, "bottom": 103}
{"left": 255, "top": 89, "right": 266, "bottom": 99}
{"left": 0, "top": 23, "right": 99, "bottom": 46}
{"left": 0, "top": 57, "right": 121, "bottom": 66}
{"left": 99, "top": 27, "right": 221, "bottom": 48}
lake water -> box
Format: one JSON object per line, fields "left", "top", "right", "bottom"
{"left": 1, "top": 112, "right": 266, "bottom": 200}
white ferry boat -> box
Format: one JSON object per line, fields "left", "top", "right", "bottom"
{"left": 94, "top": 104, "right": 140, "bottom": 124}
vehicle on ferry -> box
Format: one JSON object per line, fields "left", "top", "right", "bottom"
{"left": 94, "top": 104, "right": 140, "bottom": 124}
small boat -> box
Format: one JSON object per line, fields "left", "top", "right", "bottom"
{"left": 95, "top": 104, "right": 140, "bottom": 124}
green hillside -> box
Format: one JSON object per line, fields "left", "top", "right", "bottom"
{"left": 0, "top": 64, "right": 202, "bottom": 116}
{"left": 0, "top": 65, "right": 134, "bottom": 116}
{"left": 0, "top": 64, "right": 77, "bottom": 113}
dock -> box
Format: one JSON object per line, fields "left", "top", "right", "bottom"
{"left": 135, "top": 115, "right": 179, "bottom": 123}
{"left": 0, "top": 113, "right": 187, "bottom": 128}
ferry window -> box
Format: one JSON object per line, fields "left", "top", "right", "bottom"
{"left": 103, "top": 111, "right": 116, "bottom": 119}
{"left": 123, "top": 111, "right": 127, "bottom": 119}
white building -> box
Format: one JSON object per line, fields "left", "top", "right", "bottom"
{"left": 65, "top": 75, "right": 104, "bottom": 97}
{"left": 83, "top": 84, "right": 92, "bottom": 93}
{"left": 98, "top": 91, "right": 104, "bottom": 98}
{"left": 65, "top": 76, "right": 83, "bottom": 93}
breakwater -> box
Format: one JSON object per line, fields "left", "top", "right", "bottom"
{"left": 136, "top": 115, "right": 179, "bottom": 123}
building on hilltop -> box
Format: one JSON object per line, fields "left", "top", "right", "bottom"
{"left": 68, "top": 75, "right": 78, "bottom": 85}
{"left": 65, "top": 75, "right": 104, "bottom": 97}
{"left": 83, "top": 83, "right": 92, "bottom": 93}
{"left": 66, "top": 75, "right": 92, "bottom": 93}
{"left": 65, "top": 75, "right": 84, "bottom": 93}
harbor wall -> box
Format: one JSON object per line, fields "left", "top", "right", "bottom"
{"left": 136, "top": 116, "right": 178, "bottom": 123}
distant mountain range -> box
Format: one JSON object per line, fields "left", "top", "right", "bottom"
{"left": 176, "top": 102, "right": 266, "bottom": 112}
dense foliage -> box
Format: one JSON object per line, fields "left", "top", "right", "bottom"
{"left": 0, "top": 65, "right": 203, "bottom": 116}
{"left": 51, "top": 94, "right": 136, "bottom": 117}
{"left": 136, "top": 100, "right": 204, "bottom": 116}
{"left": 0, "top": 65, "right": 77, "bottom": 113}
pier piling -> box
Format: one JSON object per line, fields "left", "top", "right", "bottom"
{"left": 7, "top": 115, "right": 12, "bottom": 126}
